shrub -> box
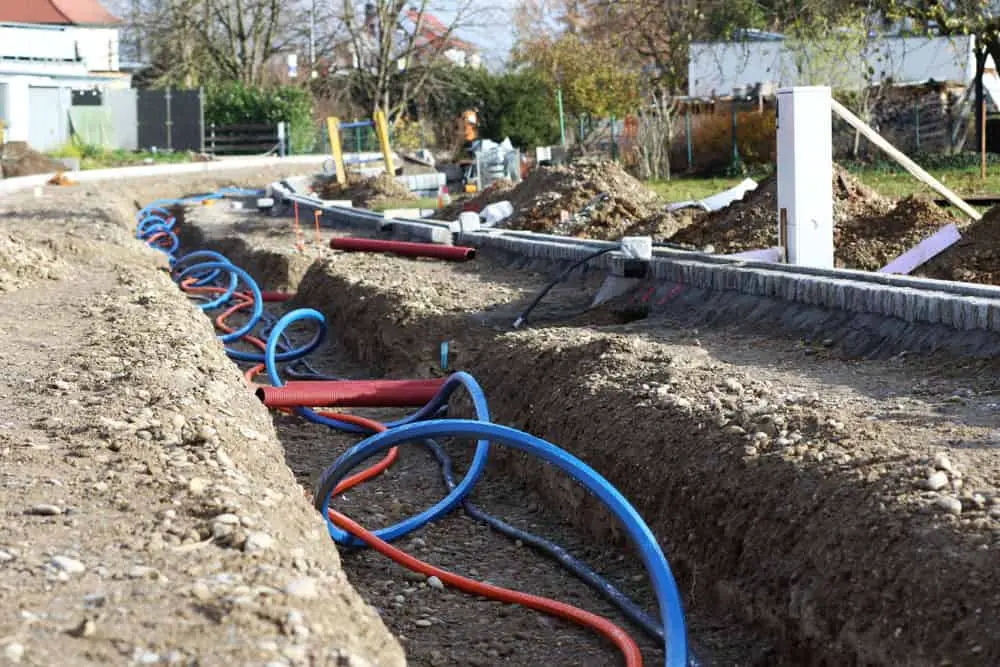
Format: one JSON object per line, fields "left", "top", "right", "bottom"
{"left": 205, "top": 82, "right": 315, "bottom": 154}
{"left": 672, "top": 109, "right": 776, "bottom": 175}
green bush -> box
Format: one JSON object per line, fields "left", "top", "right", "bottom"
{"left": 205, "top": 82, "right": 315, "bottom": 154}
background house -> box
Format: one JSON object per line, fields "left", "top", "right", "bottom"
{"left": 0, "top": 0, "right": 130, "bottom": 151}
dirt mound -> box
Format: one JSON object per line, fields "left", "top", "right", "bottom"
{"left": 435, "top": 178, "right": 516, "bottom": 220}
{"left": 0, "top": 142, "right": 64, "bottom": 178}
{"left": 837, "top": 194, "right": 958, "bottom": 271}
{"left": 0, "top": 232, "right": 64, "bottom": 291}
{"left": 437, "top": 158, "right": 665, "bottom": 240}
{"left": 669, "top": 166, "right": 894, "bottom": 255}
{"left": 315, "top": 172, "right": 415, "bottom": 208}
{"left": 918, "top": 204, "right": 1000, "bottom": 284}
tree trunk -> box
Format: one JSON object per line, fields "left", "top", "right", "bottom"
{"left": 975, "top": 44, "right": 987, "bottom": 154}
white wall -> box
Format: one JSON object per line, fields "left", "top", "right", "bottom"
{"left": 0, "top": 23, "right": 119, "bottom": 72}
{"left": 1, "top": 77, "right": 34, "bottom": 143}
{"left": 688, "top": 35, "right": 977, "bottom": 97}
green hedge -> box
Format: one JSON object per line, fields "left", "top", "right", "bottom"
{"left": 204, "top": 83, "right": 315, "bottom": 154}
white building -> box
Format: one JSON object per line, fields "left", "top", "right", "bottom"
{"left": 0, "top": 0, "right": 129, "bottom": 151}
{"left": 688, "top": 33, "right": 999, "bottom": 105}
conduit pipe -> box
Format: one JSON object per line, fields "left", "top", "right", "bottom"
{"left": 257, "top": 378, "right": 447, "bottom": 408}
{"left": 330, "top": 236, "right": 476, "bottom": 261}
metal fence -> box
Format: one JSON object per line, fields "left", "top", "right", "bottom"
{"left": 207, "top": 123, "right": 285, "bottom": 156}
{"left": 136, "top": 88, "right": 203, "bottom": 152}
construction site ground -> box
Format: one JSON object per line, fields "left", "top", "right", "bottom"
{"left": 181, "top": 197, "right": 1000, "bottom": 666}
{"left": 1, "top": 167, "right": 999, "bottom": 667}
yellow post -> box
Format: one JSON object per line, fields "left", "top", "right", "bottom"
{"left": 326, "top": 117, "right": 347, "bottom": 185}
{"left": 373, "top": 110, "right": 395, "bottom": 176}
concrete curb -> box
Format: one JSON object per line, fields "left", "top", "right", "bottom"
{"left": 0, "top": 155, "right": 328, "bottom": 195}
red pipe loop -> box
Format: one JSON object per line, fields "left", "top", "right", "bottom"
{"left": 257, "top": 378, "right": 447, "bottom": 408}
{"left": 329, "top": 236, "right": 476, "bottom": 261}
{"left": 260, "top": 291, "right": 294, "bottom": 302}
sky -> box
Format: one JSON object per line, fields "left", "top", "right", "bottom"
{"left": 435, "top": 0, "right": 520, "bottom": 69}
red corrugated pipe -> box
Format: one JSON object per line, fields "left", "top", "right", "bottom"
{"left": 329, "top": 237, "right": 476, "bottom": 261}
{"left": 260, "top": 291, "right": 294, "bottom": 302}
{"left": 257, "top": 378, "right": 447, "bottom": 408}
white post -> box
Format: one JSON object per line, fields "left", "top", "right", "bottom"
{"left": 776, "top": 86, "right": 834, "bottom": 269}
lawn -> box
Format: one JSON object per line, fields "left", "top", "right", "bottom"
{"left": 48, "top": 143, "right": 193, "bottom": 170}
{"left": 647, "top": 163, "right": 1000, "bottom": 204}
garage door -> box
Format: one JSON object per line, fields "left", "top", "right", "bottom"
{"left": 28, "top": 86, "right": 66, "bottom": 151}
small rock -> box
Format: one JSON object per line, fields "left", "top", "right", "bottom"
{"left": 213, "top": 513, "right": 240, "bottom": 525}
{"left": 216, "top": 449, "right": 234, "bottom": 469}
{"left": 4, "top": 642, "right": 24, "bottom": 663}
{"left": 27, "top": 504, "right": 62, "bottom": 516}
{"left": 414, "top": 619, "right": 432, "bottom": 627}
{"left": 68, "top": 618, "right": 97, "bottom": 638}
{"left": 925, "top": 471, "right": 949, "bottom": 491}
{"left": 936, "top": 496, "right": 963, "bottom": 515}
{"left": 50, "top": 556, "right": 85, "bottom": 574}
{"left": 743, "top": 445, "right": 759, "bottom": 457}
{"left": 427, "top": 576, "right": 444, "bottom": 591}
{"left": 723, "top": 378, "right": 743, "bottom": 393}
{"left": 933, "top": 452, "right": 955, "bottom": 474}
{"left": 971, "top": 493, "right": 987, "bottom": 510}
{"left": 243, "top": 532, "right": 274, "bottom": 553}
{"left": 285, "top": 578, "right": 319, "bottom": 600}
{"left": 187, "top": 478, "right": 210, "bottom": 495}
{"left": 127, "top": 566, "right": 160, "bottom": 580}
{"left": 403, "top": 570, "right": 426, "bottom": 582}
{"left": 0, "top": 550, "right": 14, "bottom": 563}
{"left": 394, "top": 595, "right": 405, "bottom": 603}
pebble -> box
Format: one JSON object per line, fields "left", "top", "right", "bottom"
{"left": 285, "top": 578, "right": 319, "bottom": 600}
{"left": 216, "top": 449, "right": 234, "bottom": 469}
{"left": 243, "top": 532, "right": 274, "bottom": 553}
{"left": 4, "top": 643, "right": 24, "bottom": 663}
{"left": 403, "top": 570, "right": 426, "bottom": 582}
{"left": 394, "top": 595, "right": 405, "bottom": 603}
{"left": 414, "top": 619, "right": 432, "bottom": 627}
{"left": 50, "top": 555, "right": 85, "bottom": 574}
{"left": 188, "top": 477, "right": 210, "bottom": 495}
{"left": 27, "top": 504, "right": 63, "bottom": 516}
{"left": 127, "top": 566, "right": 160, "bottom": 580}
{"left": 925, "top": 471, "right": 949, "bottom": 491}
{"left": 936, "top": 496, "right": 963, "bottom": 515}
{"left": 0, "top": 550, "right": 14, "bottom": 563}
{"left": 427, "top": 576, "right": 444, "bottom": 591}
{"left": 933, "top": 452, "right": 955, "bottom": 474}
{"left": 723, "top": 378, "right": 743, "bottom": 393}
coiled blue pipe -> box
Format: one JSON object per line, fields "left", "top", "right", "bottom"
{"left": 176, "top": 261, "right": 263, "bottom": 342}
{"left": 315, "top": 418, "right": 689, "bottom": 667}
{"left": 264, "top": 309, "right": 492, "bottom": 547}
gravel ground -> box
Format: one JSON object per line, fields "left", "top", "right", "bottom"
{"left": 182, "top": 200, "right": 1000, "bottom": 666}
{"left": 0, "top": 170, "right": 404, "bottom": 667}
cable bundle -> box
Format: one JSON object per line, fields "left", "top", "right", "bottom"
{"left": 135, "top": 191, "right": 694, "bottom": 667}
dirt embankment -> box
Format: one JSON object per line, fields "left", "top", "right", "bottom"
{"left": 191, "top": 204, "right": 1000, "bottom": 667}
{"left": 668, "top": 166, "right": 961, "bottom": 269}
{"left": 0, "top": 173, "right": 403, "bottom": 666}
{"left": 435, "top": 158, "right": 687, "bottom": 240}
{"left": 0, "top": 142, "right": 66, "bottom": 178}
{"left": 315, "top": 172, "right": 416, "bottom": 208}
{"left": 917, "top": 204, "right": 1000, "bottom": 284}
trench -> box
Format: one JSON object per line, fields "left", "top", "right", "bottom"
{"left": 175, "top": 200, "right": 1000, "bottom": 667}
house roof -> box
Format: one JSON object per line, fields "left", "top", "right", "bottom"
{"left": 0, "top": 0, "right": 120, "bottom": 26}
{"left": 404, "top": 9, "right": 477, "bottom": 53}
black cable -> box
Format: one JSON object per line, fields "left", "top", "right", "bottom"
{"left": 512, "top": 246, "right": 618, "bottom": 329}
{"left": 419, "top": 438, "right": 665, "bottom": 643}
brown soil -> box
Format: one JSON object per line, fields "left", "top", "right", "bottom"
{"left": 435, "top": 158, "right": 672, "bottom": 241}
{"left": 917, "top": 204, "right": 1000, "bottom": 284}
{"left": 315, "top": 172, "right": 416, "bottom": 208}
{"left": 0, "top": 142, "right": 65, "bottom": 178}
{"left": 836, "top": 194, "right": 959, "bottom": 271}
{"left": 183, "top": 201, "right": 1000, "bottom": 666}
{"left": 0, "top": 167, "right": 404, "bottom": 666}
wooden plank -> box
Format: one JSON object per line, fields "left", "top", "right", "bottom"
{"left": 830, "top": 99, "right": 982, "bottom": 220}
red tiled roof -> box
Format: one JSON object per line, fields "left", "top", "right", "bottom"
{"left": 0, "top": 0, "right": 120, "bottom": 26}
{"left": 404, "top": 9, "right": 477, "bottom": 54}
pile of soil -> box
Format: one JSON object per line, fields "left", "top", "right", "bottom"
{"left": 315, "top": 172, "right": 415, "bottom": 208}
{"left": 837, "top": 194, "right": 958, "bottom": 271}
{"left": 435, "top": 178, "right": 516, "bottom": 220}
{"left": 0, "top": 232, "right": 64, "bottom": 291}
{"left": 0, "top": 141, "right": 64, "bottom": 178}
{"left": 437, "top": 158, "right": 667, "bottom": 241}
{"left": 669, "top": 166, "right": 894, "bottom": 254}
{"left": 918, "top": 204, "right": 1000, "bottom": 284}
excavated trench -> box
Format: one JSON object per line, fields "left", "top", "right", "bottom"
{"left": 178, "top": 201, "right": 1000, "bottom": 667}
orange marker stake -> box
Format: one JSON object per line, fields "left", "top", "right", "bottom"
{"left": 292, "top": 201, "right": 305, "bottom": 253}
{"left": 314, "top": 210, "right": 322, "bottom": 257}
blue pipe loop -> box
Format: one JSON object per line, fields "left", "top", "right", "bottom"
{"left": 264, "top": 310, "right": 492, "bottom": 547}
{"left": 176, "top": 261, "right": 263, "bottom": 341}
{"left": 316, "top": 418, "right": 689, "bottom": 667}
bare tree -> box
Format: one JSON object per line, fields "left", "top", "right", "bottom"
{"left": 340, "top": 0, "right": 494, "bottom": 119}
